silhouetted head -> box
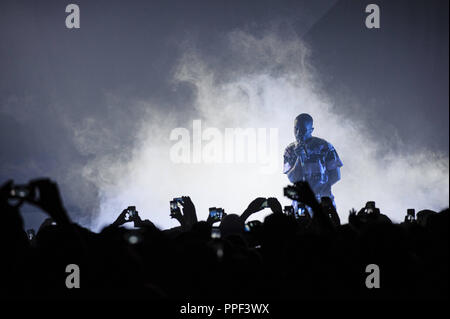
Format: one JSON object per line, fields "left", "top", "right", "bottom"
{"left": 416, "top": 209, "right": 437, "bottom": 227}
{"left": 294, "top": 113, "right": 314, "bottom": 142}
{"left": 219, "top": 214, "right": 244, "bottom": 238}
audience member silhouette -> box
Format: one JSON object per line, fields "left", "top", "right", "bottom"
{"left": 0, "top": 178, "right": 448, "bottom": 300}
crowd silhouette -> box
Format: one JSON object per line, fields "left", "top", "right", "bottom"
{"left": 0, "top": 178, "right": 448, "bottom": 300}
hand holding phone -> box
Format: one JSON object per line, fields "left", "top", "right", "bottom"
{"left": 284, "top": 205, "right": 294, "bottom": 216}
{"left": 113, "top": 206, "right": 138, "bottom": 226}
{"left": 406, "top": 208, "right": 415, "bottom": 222}
{"left": 27, "top": 178, "right": 71, "bottom": 226}
{"left": 174, "top": 197, "right": 184, "bottom": 205}
{"left": 364, "top": 201, "right": 379, "bottom": 215}
{"left": 284, "top": 182, "right": 318, "bottom": 208}
{"left": 10, "top": 185, "right": 35, "bottom": 200}
{"left": 209, "top": 207, "right": 224, "bottom": 221}
{"left": 125, "top": 206, "right": 137, "bottom": 221}
{"left": 261, "top": 200, "right": 268, "bottom": 209}
{"left": 267, "top": 197, "right": 283, "bottom": 214}
{"left": 245, "top": 197, "right": 267, "bottom": 214}
{"left": 5, "top": 183, "right": 36, "bottom": 208}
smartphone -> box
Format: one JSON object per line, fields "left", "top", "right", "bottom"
{"left": 125, "top": 206, "right": 136, "bottom": 220}
{"left": 174, "top": 197, "right": 184, "bottom": 204}
{"left": 261, "top": 199, "right": 268, "bottom": 208}
{"left": 10, "top": 185, "right": 32, "bottom": 199}
{"left": 211, "top": 227, "right": 221, "bottom": 239}
{"left": 26, "top": 229, "right": 35, "bottom": 241}
{"left": 284, "top": 205, "right": 294, "bottom": 216}
{"left": 209, "top": 207, "right": 223, "bottom": 220}
{"left": 217, "top": 208, "right": 224, "bottom": 219}
{"left": 295, "top": 206, "right": 308, "bottom": 219}
{"left": 247, "top": 220, "right": 261, "bottom": 229}
{"left": 407, "top": 208, "right": 415, "bottom": 220}
{"left": 365, "top": 201, "right": 376, "bottom": 214}
{"left": 170, "top": 200, "right": 178, "bottom": 212}
{"left": 283, "top": 186, "right": 299, "bottom": 201}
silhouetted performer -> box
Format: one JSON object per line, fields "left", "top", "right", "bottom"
{"left": 284, "top": 113, "right": 343, "bottom": 209}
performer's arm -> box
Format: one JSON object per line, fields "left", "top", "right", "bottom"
{"left": 286, "top": 157, "right": 303, "bottom": 183}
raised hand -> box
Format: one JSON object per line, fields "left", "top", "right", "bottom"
{"left": 348, "top": 208, "right": 361, "bottom": 229}
{"left": 240, "top": 197, "right": 267, "bottom": 222}
{"left": 181, "top": 196, "right": 198, "bottom": 225}
{"left": 206, "top": 210, "right": 227, "bottom": 225}
{"left": 320, "top": 197, "right": 340, "bottom": 226}
{"left": 294, "top": 181, "right": 320, "bottom": 209}
{"left": 28, "top": 178, "right": 71, "bottom": 226}
{"left": 170, "top": 205, "right": 183, "bottom": 224}
{"left": 132, "top": 211, "right": 156, "bottom": 228}
{"left": 247, "top": 198, "right": 267, "bottom": 213}
{"left": 112, "top": 208, "right": 134, "bottom": 227}
{"left": 293, "top": 142, "right": 306, "bottom": 158}
{"left": 267, "top": 197, "right": 283, "bottom": 215}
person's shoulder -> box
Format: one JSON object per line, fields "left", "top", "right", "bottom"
{"left": 285, "top": 142, "right": 296, "bottom": 152}
{"left": 308, "top": 137, "right": 337, "bottom": 153}
{"left": 313, "top": 137, "right": 337, "bottom": 148}
{"left": 308, "top": 137, "right": 329, "bottom": 147}
{"left": 309, "top": 136, "right": 327, "bottom": 143}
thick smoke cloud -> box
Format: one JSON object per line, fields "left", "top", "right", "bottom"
{"left": 77, "top": 29, "right": 449, "bottom": 231}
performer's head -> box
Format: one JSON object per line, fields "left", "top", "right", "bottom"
{"left": 294, "top": 113, "right": 314, "bottom": 142}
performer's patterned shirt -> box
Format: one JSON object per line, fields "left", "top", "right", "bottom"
{"left": 283, "top": 137, "right": 343, "bottom": 198}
